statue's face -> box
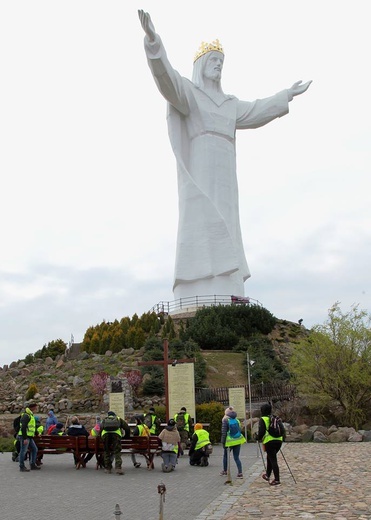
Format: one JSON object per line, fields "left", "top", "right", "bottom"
{"left": 203, "top": 51, "right": 224, "bottom": 81}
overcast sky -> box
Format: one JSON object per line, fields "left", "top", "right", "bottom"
{"left": 1, "top": 1, "right": 370, "bottom": 366}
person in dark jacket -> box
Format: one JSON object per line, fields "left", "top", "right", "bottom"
{"left": 51, "top": 422, "right": 66, "bottom": 435}
{"left": 67, "top": 416, "right": 89, "bottom": 467}
{"left": 255, "top": 402, "right": 284, "bottom": 486}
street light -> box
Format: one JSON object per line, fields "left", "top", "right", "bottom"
{"left": 246, "top": 352, "right": 255, "bottom": 441}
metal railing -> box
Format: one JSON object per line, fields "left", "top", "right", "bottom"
{"left": 195, "top": 383, "right": 297, "bottom": 405}
{"left": 149, "top": 294, "right": 262, "bottom": 315}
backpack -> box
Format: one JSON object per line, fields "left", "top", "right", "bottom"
{"left": 144, "top": 414, "right": 153, "bottom": 429}
{"left": 13, "top": 415, "right": 22, "bottom": 435}
{"left": 47, "top": 424, "right": 57, "bottom": 435}
{"left": 176, "top": 413, "right": 186, "bottom": 431}
{"left": 228, "top": 418, "right": 241, "bottom": 438}
{"left": 140, "top": 424, "right": 151, "bottom": 437}
{"left": 102, "top": 415, "right": 121, "bottom": 432}
{"left": 267, "top": 415, "right": 285, "bottom": 438}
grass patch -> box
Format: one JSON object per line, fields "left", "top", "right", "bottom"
{"left": 201, "top": 351, "right": 246, "bottom": 387}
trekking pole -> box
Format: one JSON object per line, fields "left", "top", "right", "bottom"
{"left": 280, "top": 449, "right": 297, "bottom": 484}
{"left": 224, "top": 447, "right": 232, "bottom": 485}
{"left": 257, "top": 442, "right": 267, "bottom": 475}
{"left": 158, "top": 482, "right": 166, "bottom": 520}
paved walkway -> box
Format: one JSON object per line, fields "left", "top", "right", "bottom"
{"left": 2, "top": 443, "right": 370, "bottom": 519}
{"left": 205, "top": 443, "right": 371, "bottom": 520}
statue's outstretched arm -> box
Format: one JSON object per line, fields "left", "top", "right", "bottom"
{"left": 288, "top": 80, "right": 312, "bottom": 99}
{"left": 138, "top": 9, "right": 156, "bottom": 43}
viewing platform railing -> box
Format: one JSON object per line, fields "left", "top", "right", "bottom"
{"left": 149, "top": 294, "right": 262, "bottom": 316}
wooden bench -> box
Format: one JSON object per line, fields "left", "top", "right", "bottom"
{"left": 94, "top": 435, "right": 162, "bottom": 470}
{"left": 35, "top": 435, "right": 162, "bottom": 471}
{"left": 34, "top": 435, "right": 90, "bottom": 469}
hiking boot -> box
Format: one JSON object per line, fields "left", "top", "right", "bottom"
{"left": 269, "top": 479, "right": 280, "bottom": 486}
{"left": 262, "top": 473, "right": 269, "bottom": 482}
{"left": 115, "top": 468, "right": 124, "bottom": 475}
{"left": 20, "top": 466, "right": 30, "bottom": 472}
{"left": 219, "top": 470, "right": 227, "bottom": 476}
{"left": 104, "top": 468, "right": 112, "bottom": 474}
{"left": 30, "top": 463, "right": 40, "bottom": 470}
{"left": 236, "top": 473, "right": 244, "bottom": 479}
{"left": 134, "top": 462, "right": 141, "bottom": 468}
{"left": 12, "top": 452, "right": 18, "bottom": 462}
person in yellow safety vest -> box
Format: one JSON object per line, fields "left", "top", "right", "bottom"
{"left": 158, "top": 419, "right": 181, "bottom": 472}
{"left": 189, "top": 423, "right": 211, "bottom": 467}
{"left": 144, "top": 407, "right": 162, "bottom": 435}
{"left": 18, "top": 402, "right": 40, "bottom": 472}
{"left": 34, "top": 416, "right": 44, "bottom": 436}
{"left": 255, "top": 402, "right": 285, "bottom": 486}
{"left": 220, "top": 406, "right": 246, "bottom": 479}
{"left": 90, "top": 416, "right": 102, "bottom": 437}
{"left": 101, "top": 411, "right": 131, "bottom": 475}
{"left": 131, "top": 415, "right": 151, "bottom": 468}
{"left": 174, "top": 407, "right": 192, "bottom": 452}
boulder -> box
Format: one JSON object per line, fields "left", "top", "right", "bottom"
{"left": 348, "top": 431, "right": 363, "bottom": 442}
{"left": 313, "top": 431, "right": 328, "bottom": 442}
{"left": 329, "top": 430, "right": 348, "bottom": 442}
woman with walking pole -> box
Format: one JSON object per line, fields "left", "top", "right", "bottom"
{"left": 255, "top": 403, "right": 285, "bottom": 486}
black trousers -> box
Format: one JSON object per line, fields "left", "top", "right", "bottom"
{"left": 265, "top": 440, "right": 282, "bottom": 482}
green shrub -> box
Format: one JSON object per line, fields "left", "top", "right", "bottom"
{"left": 25, "top": 383, "right": 38, "bottom": 400}
{"left": 195, "top": 402, "right": 224, "bottom": 444}
{"left": 0, "top": 437, "right": 15, "bottom": 452}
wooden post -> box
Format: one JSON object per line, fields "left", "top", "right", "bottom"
{"left": 138, "top": 338, "right": 194, "bottom": 422}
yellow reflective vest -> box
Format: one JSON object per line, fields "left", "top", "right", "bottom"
{"left": 194, "top": 429, "right": 210, "bottom": 450}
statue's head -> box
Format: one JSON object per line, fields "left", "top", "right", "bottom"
{"left": 192, "top": 40, "right": 224, "bottom": 88}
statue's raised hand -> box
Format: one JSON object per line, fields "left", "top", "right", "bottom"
{"left": 138, "top": 10, "right": 156, "bottom": 42}
{"left": 289, "top": 80, "right": 312, "bottom": 98}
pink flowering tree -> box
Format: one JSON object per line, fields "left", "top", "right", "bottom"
{"left": 91, "top": 371, "right": 110, "bottom": 405}
{"left": 126, "top": 370, "right": 143, "bottom": 397}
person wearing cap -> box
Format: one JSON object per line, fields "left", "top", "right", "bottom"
{"left": 255, "top": 402, "right": 284, "bottom": 486}
{"left": 101, "top": 411, "right": 130, "bottom": 475}
{"left": 158, "top": 419, "right": 181, "bottom": 472}
{"left": 220, "top": 406, "right": 246, "bottom": 479}
{"left": 189, "top": 423, "right": 211, "bottom": 467}
{"left": 18, "top": 402, "right": 40, "bottom": 472}
{"left": 144, "top": 407, "right": 162, "bottom": 435}
{"left": 174, "top": 406, "right": 192, "bottom": 452}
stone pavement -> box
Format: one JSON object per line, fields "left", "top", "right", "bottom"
{"left": 0, "top": 443, "right": 258, "bottom": 520}
{"left": 214, "top": 443, "right": 371, "bottom": 520}
{"left": 2, "top": 443, "right": 370, "bottom": 519}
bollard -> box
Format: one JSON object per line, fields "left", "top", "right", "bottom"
{"left": 113, "top": 503, "right": 122, "bottom": 519}
{"left": 157, "top": 482, "right": 166, "bottom": 520}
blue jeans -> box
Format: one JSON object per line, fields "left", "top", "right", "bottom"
{"left": 161, "top": 451, "right": 177, "bottom": 469}
{"left": 223, "top": 445, "right": 242, "bottom": 474}
{"left": 18, "top": 436, "right": 38, "bottom": 468}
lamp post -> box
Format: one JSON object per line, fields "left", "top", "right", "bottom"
{"left": 246, "top": 352, "right": 255, "bottom": 440}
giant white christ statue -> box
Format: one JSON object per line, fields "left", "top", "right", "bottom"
{"left": 138, "top": 10, "right": 311, "bottom": 301}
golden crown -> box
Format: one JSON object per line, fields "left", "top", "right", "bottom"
{"left": 194, "top": 39, "right": 224, "bottom": 62}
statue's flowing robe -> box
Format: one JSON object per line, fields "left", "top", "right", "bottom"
{"left": 144, "top": 36, "right": 290, "bottom": 293}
